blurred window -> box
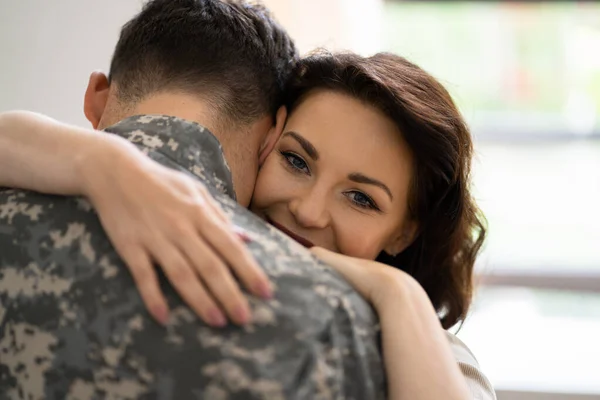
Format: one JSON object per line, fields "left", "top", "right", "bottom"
{"left": 383, "top": 0, "right": 600, "bottom": 280}
{"left": 459, "top": 286, "right": 600, "bottom": 394}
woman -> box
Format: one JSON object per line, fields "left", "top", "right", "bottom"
{"left": 0, "top": 52, "right": 492, "bottom": 399}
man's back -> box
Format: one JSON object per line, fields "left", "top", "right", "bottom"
{"left": 0, "top": 116, "right": 385, "bottom": 399}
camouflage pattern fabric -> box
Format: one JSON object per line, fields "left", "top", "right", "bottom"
{"left": 0, "top": 115, "right": 385, "bottom": 400}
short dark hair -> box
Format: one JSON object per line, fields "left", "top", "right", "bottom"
{"left": 108, "top": 0, "right": 298, "bottom": 125}
{"left": 285, "top": 52, "right": 487, "bottom": 329}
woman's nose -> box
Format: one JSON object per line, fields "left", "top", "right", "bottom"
{"left": 288, "top": 189, "right": 331, "bottom": 230}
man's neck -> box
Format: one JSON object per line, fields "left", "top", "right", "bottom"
{"left": 127, "top": 92, "right": 219, "bottom": 135}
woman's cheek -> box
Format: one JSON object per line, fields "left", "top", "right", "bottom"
{"left": 253, "top": 158, "right": 289, "bottom": 207}
{"left": 335, "top": 219, "right": 382, "bottom": 260}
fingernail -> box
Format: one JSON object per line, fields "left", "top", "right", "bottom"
{"left": 237, "top": 232, "right": 252, "bottom": 243}
{"left": 234, "top": 305, "right": 251, "bottom": 325}
{"left": 256, "top": 281, "right": 273, "bottom": 299}
{"left": 233, "top": 226, "right": 252, "bottom": 243}
{"left": 208, "top": 309, "right": 227, "bottom": 327}
{"left": 153, "top": 305, "right": 170, "bottom": 326}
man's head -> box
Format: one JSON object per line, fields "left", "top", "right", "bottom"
{"left": 84, "top": 0, "right": 297, "bottom": 205}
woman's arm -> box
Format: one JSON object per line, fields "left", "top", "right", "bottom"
{"left": 0, "top": 110, "right": 116, "bottom": 194}
{"left": 0, "top": 110, "right": 273, "bottom": 327}
{"left": 311, "top": 247, "right": 478, "bottom": 400}
{"left": 376, "top": 275, "right": 472, "bottom": 399}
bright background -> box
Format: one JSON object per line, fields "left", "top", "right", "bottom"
{"left": 1, "top": 1, "right": 598, "bottom": 399}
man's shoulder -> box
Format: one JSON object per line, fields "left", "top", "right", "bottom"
{"left": 0, "top": 190, "right": 386, "bottom": 399}
{"left": 0, "top": 187, "right": 115, "bottom": 268}
{"left": 0, "top": 187, "right": 97, "bottom": 226}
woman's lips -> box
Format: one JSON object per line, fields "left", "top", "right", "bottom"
{"left": 266, "top": 217, "right": 315, "bottom": 248}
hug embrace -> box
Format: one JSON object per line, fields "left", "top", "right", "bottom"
{"left": 0, "top": 0, "right": 494, "bottom": 399}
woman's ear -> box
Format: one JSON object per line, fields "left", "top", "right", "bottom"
{"left": 384, "top": 221, "right": 418, "bottom": 256}
{"left": 258, "top": 105, "right": 287, "bottom": 166}
{"left": 83, "top": 71, "right": 110, "bottom": 129}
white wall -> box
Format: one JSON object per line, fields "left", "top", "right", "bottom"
{"left": 0, "top": 0, "right": 383, "bottom": 127}
{"left": 0, "top": 0, "right": 142, "bottom": 126}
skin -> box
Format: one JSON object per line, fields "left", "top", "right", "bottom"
{"left": 251, "top": 89, "right": 416, "bottom": 259}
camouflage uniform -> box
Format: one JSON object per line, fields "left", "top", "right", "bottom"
{"left": 0, "top": 115, "right": 385, "bottom": 400}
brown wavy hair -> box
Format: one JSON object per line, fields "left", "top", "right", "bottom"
{"left": 284, "top": 52, "right": 487, "bottom": 329}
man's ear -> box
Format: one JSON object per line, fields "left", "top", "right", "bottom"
{"left": 258, "top": 105, "right": 287, "bottom": 166}
{"left": 83, "top": 71, "right": 110, "bottom": 129}
{"left": 384, "top": 221, "right": 418, "bottom": 257}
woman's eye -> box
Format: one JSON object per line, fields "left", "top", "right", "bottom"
{"left": 347, "top": 191, "right": 380, "bottom": 211}
{"left": 280, "top": 151, "right": 310, "bottom": 174}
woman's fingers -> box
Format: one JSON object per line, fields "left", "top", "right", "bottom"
{"left": 179, "top": 236, "right": 251, "bottom": 325}
{"left": 92, "top": 164, "right": 271, "bottom": 327}
{"left": 194, "top": 182, "right": 252, "bottom": 242}
{"left": 310, "top": 247, "right": 370, "bottom": 298}
{"left": 195, "top": 207, "right": 273, "bottom": 299}
{"left": 311, "top": 247, "right": 408, "bottom": 308}
{"left": 118, "top": 244, "right": 170, "bottom": 325}
{"left": 310, "top": 246, "right": 352, "bottom": 269}
{"left": 153, "top": 243, "right": 227, "bottom": 328}
{"left": 310, "top": 246, "right": 358, "bottom": 276}
{"left": 195, "top": 182, "right": 230, "bottom": 224}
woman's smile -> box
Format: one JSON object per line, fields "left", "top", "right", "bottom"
{"left": 265, "top": 216, "right": 315, "bottom": 248}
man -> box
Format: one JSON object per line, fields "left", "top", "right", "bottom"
{"left": 0, "top": 0, "right": 385, "bottom": 399}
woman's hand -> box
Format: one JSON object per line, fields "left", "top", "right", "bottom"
{"left": 79, "top": 135, "right": 272, "bottom": 327}
{"left": 0, "top": 111, "right": 270, "bottom": 327}
{"left": 309, "top": 246, "right": 411, "bottom": 309}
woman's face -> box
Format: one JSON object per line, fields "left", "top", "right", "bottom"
{"left": 250, "top": 89, "right": 415, "bottom": 260}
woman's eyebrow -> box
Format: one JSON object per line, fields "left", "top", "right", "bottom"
{"left": 348, "top": 173, "right": 393, "bottom": 201}
{"left": 283, "top": 131, "right": 319, "bottom": 160}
